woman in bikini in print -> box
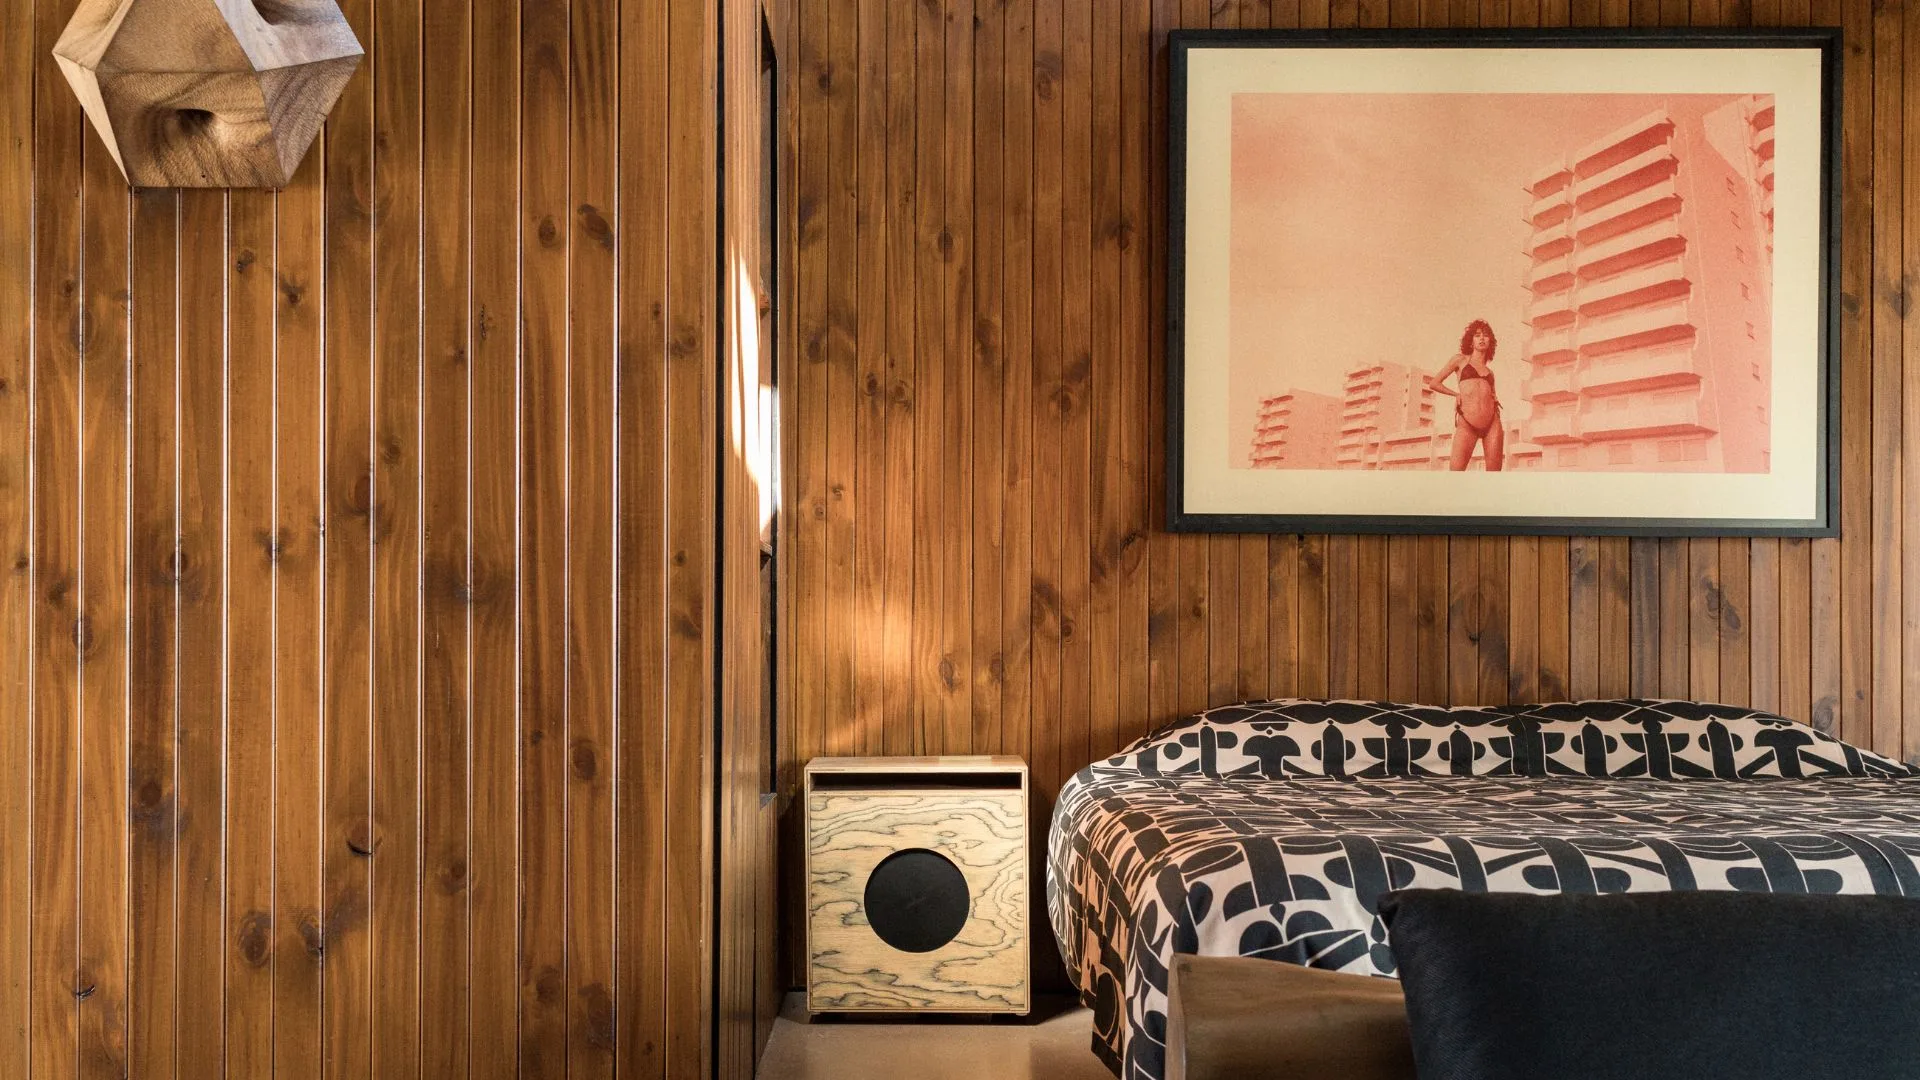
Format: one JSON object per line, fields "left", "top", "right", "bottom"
{"left": 1426, "top": 319, "right": 1503, "bottom": 472}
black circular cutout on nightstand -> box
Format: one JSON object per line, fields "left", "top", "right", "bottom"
{"left": 863, "top": 848, "right": 971, "bottom": 953}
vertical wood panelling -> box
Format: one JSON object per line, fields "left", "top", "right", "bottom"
{"left": 947, "top": 0, "right": 979, "bottom": 760}
{"left": 419, "top": 0, "right": 473, "bottom": 1067}
{"left": 1386, "top": 536, "right": 1418, "bottom": 701}
{"left": 76, "top": 129, "right": 129, "bottom": 1080}
{"left": 1003, "top": 0, "right": 1037, "bottom": 773}
{"left": 321, "top": 10, "right": 377, "bottom": 1067}
{"left": 1121, "top": 0, "right": 1155, "bottom": 745}
{"left": 224, "top": 187, "right": 274, "bottom": 1080}
{"left": 614, "top": 0, "right": 667, "bottom": 1068}
{"left": 174, "top": 187, "right": 225, "bottom": 1080}
{"left": 823, "top": 0, "right": 857, "bottom": 764}
{"left": 125, "top": 187, "right": 177, "bottom": 1080}
{"left": 1873, "top": 0, "right": 1905, "bottom": 756}
{"left": 1749, "top": 537, "right": 1782, "bottom": 711}
{"left": 469, "top": 0, "right": 523, "bottom": 1069}
{"left": 1906, "top": 0, "right": 1920, "bottom": 766}
{"left": 370, "top": 0, "right": 425, "bottom": 1061}
{"left": 1031, "top": 0, "right": 1065, "bottom": 794}
{"left": 912, "top": 0, "right": 948, "bottom": 753}
{"left": 1538, "top": 538, "right": 1569, "bottom": 701}
{"left": 1148, "top": 0, "right": 1178, "bottom": 739}
{"left": 30, "top": 0, "right": 83, "bottom": 1074}
{"left": 518, "top": 0, "right": 571, "bottom": 1066}
{"left": 881, "top": 0, "right": 919, "bottom": 761}
{"left": 1569, "top": 538, "right": 1599, "bottom": 698}
{"left": 0, "top": 0, "right": 34, "bottom": 1061}
{"left": 664, "top": 0, "right": 721, "bottom": 1074}
{"left": 1061, "top": 0, "right": 1090, "bottom": 771}
{"left": 854, "top": 0, "right": 890, "bottom": 760}
{"left": 782, "top": 0, "right": 1920, "bottom": 992}
{"left": 1832, "top": 0, "right": 1867, "bottom": 742}
{"left": 3, "top": 0, "right": 767, "bottom": 1075}
{"left": 568, "top": 0, "right": 619, "bottom": 1062}
{"left": 271, "top": 155, "right": 325, "bottom": 1080}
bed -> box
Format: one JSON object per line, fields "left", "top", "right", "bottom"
{"left": 1045, "top": 699, "right": 1920, "bottom": 1080}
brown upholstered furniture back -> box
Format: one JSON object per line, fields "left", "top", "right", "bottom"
{"left": 1165, "top": 955, "right": 1415, "bottom": 1080}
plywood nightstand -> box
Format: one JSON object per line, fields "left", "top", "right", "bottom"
{"left": 804, "top": 755, "right": 1030, "bottom": 1014}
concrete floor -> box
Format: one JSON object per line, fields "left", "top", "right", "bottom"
{"left": 755, "top": 995, "right": 1116, "bottom": 1080}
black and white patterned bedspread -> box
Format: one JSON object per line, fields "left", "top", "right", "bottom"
{"left": 1044, "top": 699, "right": 1920, "bottom": 1080}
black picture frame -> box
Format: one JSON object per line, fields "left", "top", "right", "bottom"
{"left": 1166, "top": 27, "right": 1842, "bottom": 537}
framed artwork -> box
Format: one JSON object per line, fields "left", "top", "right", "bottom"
{"left": 1167, "top": 28, "right": 1840, "bottom": 536}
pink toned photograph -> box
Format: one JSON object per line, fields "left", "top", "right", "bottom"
{"left": 1227, "top": 91, "right": 1777, "bottom": 474}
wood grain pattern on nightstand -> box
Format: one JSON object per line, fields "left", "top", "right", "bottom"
{"left": 806, "top": 788, "right": 1029, "bottom": 1012}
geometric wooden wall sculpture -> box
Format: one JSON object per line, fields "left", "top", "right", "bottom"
{"left": 52, "top": 0, "right": 362, "bottom": 188}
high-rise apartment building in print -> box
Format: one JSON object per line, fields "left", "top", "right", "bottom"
{"left": 1337, "top": 362, "right": 1436, "bottom": 469}
{"left": 1517, "top": 96, "right": 1776, "bottom": 472}
{"left": 1249, "top": 389, "right": 1342, "bottom": 469}
{"left": 1248, "top": 359, "right": 1531, "bottom": 470}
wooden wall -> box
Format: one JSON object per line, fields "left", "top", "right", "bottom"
{"left": 719, "top": 0, "right": 788, "bottom": 1072}
{"left": 782, "top": 0, "right": 1919, "bottom": 973}
{"left": 0, "top": 0, "right": 781, "bottom": 1074}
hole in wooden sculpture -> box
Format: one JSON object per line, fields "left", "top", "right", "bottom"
{"left": 174, "top": 109, "right": 216, "bottom": 138}
{"left": 251, "top": 0, "right": 301, "bottom": 24}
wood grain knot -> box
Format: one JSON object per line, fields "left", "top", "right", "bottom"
{"left": 578, "top": 982, "right": 616, "bottom": 1050}
{"left": 298, "top": 914, "right": 325, "bottom": 959}
{"left": 258, "top": 527, "right": 286, "bottom": 565}
{"left": 570, "top": 739, "right": 598, "bottom": 782}
{"left": 577, "top": 204, "right": 614, "bottom": 252}
{"left": 341, "top": 471, "right": 373, "bottom": 517}
{"left": 345, "top": 820, "right": 378, "bottom": 857}
{"left": 1034, "top": 52, "right": 1061, "bottom": 101}
{"left": 671, "top": 604, "right": 703, "bottom": 641}
{"left": 535, "top": 966, "right": 564, "bottom": 1005}
{"left": 237, "top": 911, "right": 272, "bottom": 968}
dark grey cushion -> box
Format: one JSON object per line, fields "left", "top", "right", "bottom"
{"left": 1379, "top": 888, "right": 1920, "bottom": 1080}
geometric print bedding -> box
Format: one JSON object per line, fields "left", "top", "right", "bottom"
{"left": 1105, "top": 698, "right": 1920, "bottom": 781}
{"left": 1044, "top": 699, "right": 1920, "bottom": 1080}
